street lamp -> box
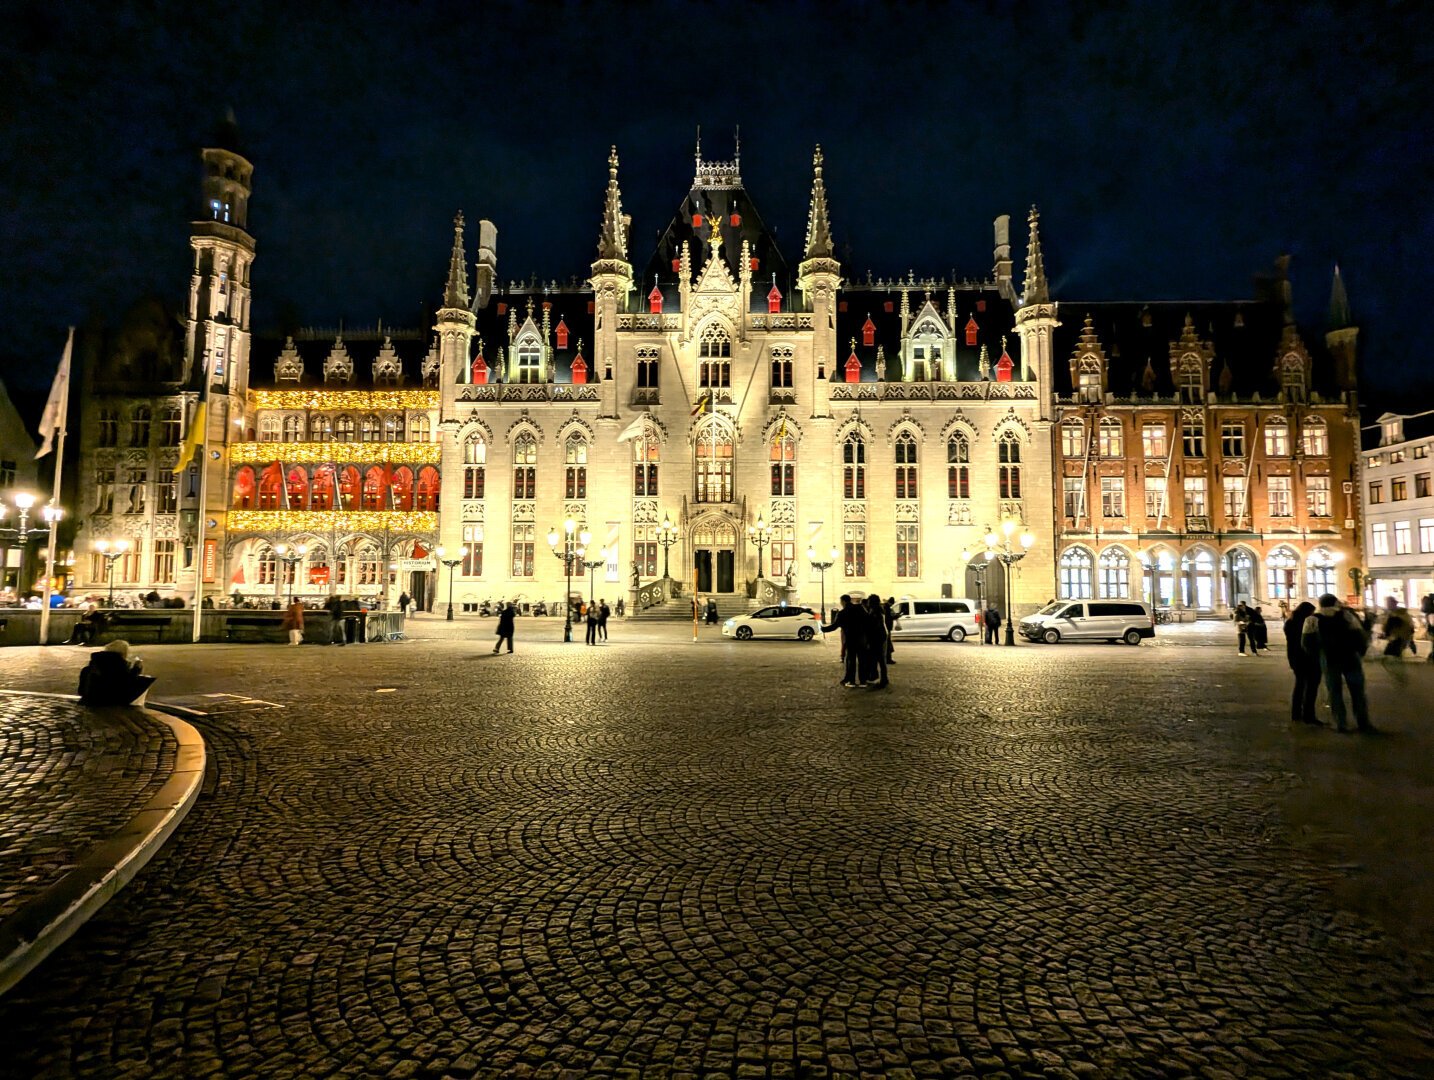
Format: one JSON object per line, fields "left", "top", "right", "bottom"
{"left": 807, "top": 545, "right": 838, "bottom": 624}
{"left": 960, "top": 547, "right": 992, "bottom": 645}
{"left": 547, "top": 518, "right": 591, "bottom": 643}
{"left": 275, "top": 543, "right": 306, "bottom": 605}
{"left": 747, "top": 514, "right": 771, "bottom": 579}
{"left": 93, "top": 538, "right": 130, "bottom": 605}
{"left": 985, "top": 519, "right": 1036, "bottom": 646}
{"left": 436, "top": 545, "right": 463, "bottom": 621}
{"left": 0, "top": 493, "right": 38, "bottom": 598}
{"left": 584, "top": 546, "right": 607, "bottom": 606}
{"left": 656, "top": 513, "right": 679, "bottom": 580}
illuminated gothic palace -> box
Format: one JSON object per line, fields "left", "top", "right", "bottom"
{"left": 71, "top": 127, "right": 1363, "bottom": 618}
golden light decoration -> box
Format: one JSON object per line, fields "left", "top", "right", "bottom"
{"left": 227, "top": 510, "right": 439, "bottom": 533}
{"left": 229, "top": 442, "right": 441, "bottom": 464}
{"left": 250, "top": 390, "right": 440, "bottom": 411}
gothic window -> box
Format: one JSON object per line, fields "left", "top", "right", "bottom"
{"left": 1266, "top": 546, "right": 1299, "bottom": 598}
{"left": 390, "top": 467, "right": 414, "bottom": 511}
{"left": 362, "top": 467, "right": 387, "bottom": 510}
{"left": 161, "top": 407, "right": 183, "bottom": 446}
{"left": 1268, "top": 475, "right": 1293, "bottom": 517}
{"left": 1264, "top": 418, "right": 1290, "bottom": 457}
{"left": 152, "top": 539, "right": 177, "bottom": 583}
{"left": 1097, "top": 418, "right": 1123, "bottom": 457}
{"left": 258, "top": 464, "right": 282, "bottom": 510}
{"left": 410, "top": 415, "right": 431, "bottom": 442}
{"left": 384, "top": 414, "right": 404, "bottom": 442}
{"left": 634, "top": 431, "right": 660, "bottom": 497}
{"left": 1301, "top": 418, "right": 1328, "bottom": 457}
{"left": 699, "top": 324, "right": 732, "bottom": 388}
{"left": 1221, "top": 420, "right": 1246, "bottom": 458}
{"left": 462, "top": 525, "right": 483, "bottom": 576}
{"left": 770, "top": 429, "right": 795, "bottom": 496}
{"left": 1179, "top": 362, "right": 1204, "bottom": 403}
{"left": 911, "top": 321, "right": 943, "bottom": 380}
{"left": 1306, "top": 546, "right": 1338, "bottom": 596}
{"left": 355, "top": 544, "right": 381, "bottom": 586}
{"left": 231, "top": 467, "right": 255, "bottom": 510}
{"left": 1078, "top": 360, "right": 1102, "bottom": 403}
{"left": 843, "top": 523, "right": 866, "bottom": 578}
{"left": 1100, "top": 476, "right": 1125, "bottom": 517}
{"left": 511, "top": 523, "right": 535, "bottom": 577}
{"left": 97, "top": 410, "right": 117, "bottom": 447}
{"left": 695, "top": 421, "right": 734, "bottom": 503}
{"left": 1098, "top": 547, "right": 1130, "bottom": 599}
{"left": 1305, "top": 475, "right": 1330, "bottom": 517}
{"left": 130, "top": 406, "right": 151, "bottom": 447}
{"left": 770, "top": 346, "right": 793, "bottom": 389}
{"left": 842, "top": 433, "right": 866, "bottom": 500}
{"left": 895, "top": 432, "right": 918, "bottom": 499}
{"left": 310, "top": 414, "right": 333, "bottom": 442}
{"left": 895, "top": 523, "right": 919, "bottom": 578}
{"left": 360, "top": 414, "right": 382, "bottom": 442}
{"left": 311, "top": 466, "right": 334, "bottom": 510}
{"left": 947, "top": 434, "right": 970, "bottom": 500}
{"left": 636, "top": 347, "right": 660, "bottom": 388}
{"left": 998, "top": 431, "right": 1022, "bottom": 500}
{"left": 285, "top": 467, "right": 308, "bottom": 510}
{"left": 257, "top": 546, "right": 277, "bottom": 586}
{"left": 769, "top": 524, "right": 795, "bottom": 579}
{"left": 283, "top": 415, "right": 303, "bottom": 442}
{"left": 517, "top": 341, "right": 543, "bottom": 384}
{"left": 1060, "top": 419, "right": 1084, "bottom": 458}
{"left": 565, "top": 434, "right": 588, "bottom": 499}
{"left": 1142, "top": 422, "right": 1168, "bottom": 458}
{"left": 338, "top": 466, "right": 360, "bottom": 509}
{"left": 1182, "top": 413, "right": 1205, "bottom": 456}
{"left": 416, "top": 467, "right": 439, "bottom": 512}
{"left": 513, "top": 434, "right": 537, "bottom": 500}
{"left": 463, "top": 434, "right": 486, "bottom": 499}
{"left": 1059, "top": 547, "right": 1094, "bottom": 599}
{"left": 1280, "top": 357, "right": 1306, "bottom": 401}
{"left": 260, "top": 416, "right": 281, "bottom": 443}
{"left": 374, "top": 362, "right": 399, "bottom": 386}
{"left": 333, "top": 415, "right": 356, "bottom": 443}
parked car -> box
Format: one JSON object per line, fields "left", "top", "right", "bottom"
{"left": 1019, "top": 600, "right": 1155, "bottom": 645}
{"left": 723, "top": 605, "right": 819, "bottom": 641}
{"left": 889, "top": 597, "right": 981, "bottom": 642}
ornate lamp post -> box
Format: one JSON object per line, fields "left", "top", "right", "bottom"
{"left": 747, "top": 514, "right": 771, "bottom": 579}
{"left": 275, "top": 542, "right": 306, "bottom": 605}
{"left": 960, "top": 547, "right": 992, "bottom": 645}
{"left": 806, "top": 545, "right": 838, "bottom": 623}
{"left": 0, "top": 493, "right": 38, "bottom": 597}
{"left": 93, "top": 538, "right": 130, "bottom": 605}
{"left": 435, "top": 545, "right": 463, "bottom": 621}
{"left": 656, "top": 513, "right": 679, "bottom": 580}
{"left": 547, "top": 518, "right": 591, "bottom": 643}
{"left": 985, "top": 519, "right": 1036, "bottom": 646}
{"left": 584, "top": 546, "right": 608, "bottom": 606}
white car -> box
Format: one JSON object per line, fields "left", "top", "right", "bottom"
{"left": 723, "top": 605, "right": 820, "bottom": 641}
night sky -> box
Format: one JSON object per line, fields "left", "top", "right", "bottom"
{"left": 2, "top": 0, "right": 1430, "bottom": 424}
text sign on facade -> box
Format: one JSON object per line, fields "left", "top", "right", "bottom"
{"left": 202, "top": 539, "right": 218, "bottom": 583}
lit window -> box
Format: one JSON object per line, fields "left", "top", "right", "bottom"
{"left": 1268, "top": 476, "right": 1292, "bottom": 518}
{"left": 894, "top": 433, "right": 918, "bottom": 499}
{"left": 1100, "top": 476, "right": 1124, "bottom": 518}
{"left": 1306, "top": 476, "right": 1330, "bottom": 517}
{"left": 1059, "top": 548, "right": 1093, "bottom": 599}
{"left": 1395, "top": 521, "right": 1412, "bottom": 555}
{"left": 842, "top": 433, "right": 865, "bottom": 500}
{"left": 1097, "top": 419, "right": 1123, "bottom": 457}
{"left": 1060, "top": 420, "right": 1084, "bottom": 458}
{"left": 1142, "top": 423, "right": 1167, "bottom": 458}
{"left": 1264, "top": 419, "right": 1289, "bottom": 457}
{"left": 1301, "top": 419, "right": 1328, "bottom": 457}
{"left": 843, "top": 524, "right": 866, "bottom": 578}
{"left": 1371, "top": 523, "right": 1389, "bottom": 556}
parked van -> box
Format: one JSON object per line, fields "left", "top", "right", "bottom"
{"left": 889, "top": 597, "right": 981, "bottom": 642}
{"left": 1019, "top": 600, "right": 1155, "bottom": 645}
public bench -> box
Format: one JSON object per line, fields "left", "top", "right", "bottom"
{"left": 98, "top": 613, "right": 172, "bottom": 642}
{"left": 223, "top": 615, "right": 286, "bottom": 643}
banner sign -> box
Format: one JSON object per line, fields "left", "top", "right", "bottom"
{"left": 202, "top": 539, "right": 218, "bottom": 583}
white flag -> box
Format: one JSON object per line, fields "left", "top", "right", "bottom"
{"left": 35, "top": 329, "right": 73, "bottom": 458}
{"left": 615, "top": 414, "right": 647, "bottom": 442}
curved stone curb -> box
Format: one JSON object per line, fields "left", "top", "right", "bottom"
{"left": 0, "top": 694, "right": 206, "bottom": 998}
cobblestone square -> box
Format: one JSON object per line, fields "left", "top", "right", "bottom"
{"left": 1, "top": 627, "right": 1431, "bottom": 1078}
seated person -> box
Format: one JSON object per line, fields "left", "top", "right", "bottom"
{"left": 66, "top": 607, "right": 108, "bottom": 645}
{"left": 77, "top": 640, "right": 156, "bottom": 706}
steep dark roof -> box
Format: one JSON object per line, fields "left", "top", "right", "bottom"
{"left": 473, "top": 285, "right": 596, "bottom": 384}
{"left": 835, "top": 283, "right": 1021, "bottom": 382}
{"left": 250, "top": 331, "right": 432, "bottom": 390}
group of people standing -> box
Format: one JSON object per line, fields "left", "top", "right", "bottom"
{"left": 583, "top": 600, "right": 612, "bottom": 644}
{"left": 820, "top": 594, "right": 895, "bottom": 690}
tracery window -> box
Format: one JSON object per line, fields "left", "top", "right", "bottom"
{"left": 1060, "top": 419, "right": 1084, "bottom": 458}
{"left": 565, "top": 434, "right": 588, "bottom": 499}
{"left": 947, "top": 434, "right": 970, "bottom": 499}
{"left": 513, "top": 434, "right": 537, "bottom": 500}
{"left": 334, "top": 415, "right": 356, "bottom": 442}
{"left": 770, "top": 430, "right": 795, "bottom": 497}
{"left": 360, "top": 414, "right": 381, "bottom": 442}
{"left": 843, "top": 433, "right": 866, "bottom": 500}
{"left": 698, "top": 324, "right": 732, "bottom": 388}
{"left": 1098, "top": 547, "right": 1130, "bottom": 598}
{"left": 633, "top": 431, "right": 660, "bottom": 497}
{"left": 1059, "top": 547, "right": 1094, "bottom": 599}
{"left": 463, "top": 434, "right": 486, "bottom": 499}
{"left": 1301, "top": 418, "right": 1328, "bottom": 457}
{"left": 895, "top": 432, "right": 918, "bottom": 499}
{"left": 1097, "top": 418, "right": 1123, "bottom": 457}
{"left": 260, "top": 416, "right": 281, "bottom": 442}
{"left": 1264, "top": 418, "right": 1290, "bottom": 457}
{"left": 1181, "top": 413, "right": 1205, "bottom": 456}
{"left": 998, "top": 431, "right": 1022, "bottom": 500}
{"left": 770, "top": 346, "right": 793, "bottom": 389}
{"left": 283, "top": 415, "right": 303, "bottom": 442}
{"left": 695, "top": 422, "right": 734, "bottom": 503}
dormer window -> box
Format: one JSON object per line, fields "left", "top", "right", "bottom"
{"left": 730, "top": 214, "right": 741, "bottom": 227}
{"left": 517, "top": 340, "right": 543, "bottom": 384}
{"left": 1382, "top": 418, "right": 1404, "bottom": 446}
{"left": 692, "top": 214, "right": 703, "bottom": 228}
{"left": 1179, "top": 363, "right": 1204, "bottom": 404}
{"left": 862, "top": 316, "right": 876, "bottom": 347}
{"left": 748, "top": 257, "right": 760, "bottom": 272}
{"left": 965, "top": 316, "right": 979, "bottom": 346}
{"left": 1078, "top": 371, "right": 1101, "bottom": 403}
{"left": 555, "top": 319, "right": 569, "bottom": 349}
{"left": 767, "top": 285, "right": 782, "bottom": 314}
{"left": 648, "top": 286, "right": 663, "bottom": 314}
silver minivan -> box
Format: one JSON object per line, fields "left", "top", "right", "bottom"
{"left": 890, "top": 597, "right": 981, "bottom": 642}
{"left": 1019, "top": 600, "right": 1155, "bottom": 645}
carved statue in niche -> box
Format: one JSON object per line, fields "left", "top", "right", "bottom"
{"left": 875, "top": 347, "right": 886, "bottom": 382}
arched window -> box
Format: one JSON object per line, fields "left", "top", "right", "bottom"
{"left": 360, "top": 414, "right": 381, "bottom": 442}
{"left": 333, "top": 415, "right": 356, "bottom": 442}
{"left": 260, "top": 416, "right": 281, "bottom": 443}
{"left": 383, "top": 414, "right": 404, "bottom": 442}
{"left": 1301, "top": 417, "right": 1329, "bottom": 457}
{"left": 770, "top": 524, "right": 795, "bottom": 579}
{"left": 1098, "top": 547, "right": 1131, "bottom": 598}
{"left": 947, "top": 434, "right": 970, "bottom": 500}
{"left": 517, "top": 341, "right": 542, "bottom": 383}
{"left": 770, "top": 429, "right": 795, "bottom": 496}
{"left": 910, "top": 321, "right": 943, "bottom": 381}
{"left": 310, "top": 414, "right": 332, "bottom": 442}
{"left": 98, "top": 409, "right": 118, "bottom": 447}
{"left": 306, "top": 545, "right": 328, "bottom": 585}
{"left": 310, "top": 466, "right": 334, "bottom": 510}
{"left": 1266, "top": 545, "right": 1299, "bottom": 600}
{"left": 842, "top": 432, "right": 866, "bottom": 500}
{"left": 565, "top": 434, "right": 588, "bottom": 499}
{"left": 698, "top": 324, "right": 731, "bottom": 388}
{"left": 355, "top": 544, "right": 381, "bottom": 586}
{"left": 130, "top": 406, "right": 152, "bottom": 447}
{"left": 1306, "top": 546, "right": 1338, "bottom": 597}
{"left": 256, "top": 546, "right": 277, "bottom": 586}
{"left": 257, "top": 464, "right": 282, "bottom": 510}
{"left": 1060, "top": 419, "right": 1084, "bottom": 458}
{"left": 895, "top": 432, "right": 918, "bottom": 499}
{"left": 415, "top": 466, "right": 440, "bottom": 511}
{"left": 361, "top": 467, "right": 386, "bottom": 510}
{"left": 390, "top": 467, "right": 414, "bottom": 511}
{"left": 1097, "top": 418, "right": 1123, "bottom": 457}
{"left": 1059, "top": 547, "right": 1094, "bottom": 599}
{"left": 770, "top": 346, "right": 793, "bottom": 389}
{"left": 1264, "top": 418, "right": 1290, "bottom": 457}
{"left": 409, "top": 415, "right": 431, "bottom": 442}
{"left": 161, "top": 407, "right": 183, "bottom": 446}
{"left": 695, "top": 421, "right": 735, "bottom": 503}
{"left": 463, "top": 433, "right": 486, "bottom": 499}
{"left": 338, "top": 466, "right": 360, "bottom": 509}
{"left": 634, "top": 430, "right": 660, "bottom": 497}
{"left": 231, "top": 466, "right": 256, "bottom": 509}
{"left": 513, "top": 434, "right": 537, "bottom": 500}
{"left": 285, "top": 467, "right": 309, "bottom": 510}
{"left": 283, "top": 415, "right": 303, "bottom": 442}
{"left": 998, "top": 431, "right": 1022, "bottom": 500}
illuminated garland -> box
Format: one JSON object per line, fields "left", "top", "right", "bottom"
{"left": 227, "top": 510, "right": 439, "bottom": 532}
{"left": 230, "top": 442, "right": 441, "bottom": 464}
{"left": 251, "top": 390, "right": 440, "bottom": 411}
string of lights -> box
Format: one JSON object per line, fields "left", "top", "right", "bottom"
{"left": 251, "top": 390, "right": 440, "bottom": 411}
{"left": 227, "top": 510, "right": 439, "bottom": 532}
{"left": 230, "top": 442, "right": 442, "bottom": 464}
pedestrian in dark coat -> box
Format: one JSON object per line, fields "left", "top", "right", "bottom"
{"left": 1284, "top": 601, "right": 1321, "bottom": 725}
{"left": 598, "top": 600, "right": 610, "bottom": 641}
{"left": 882, "top": 597, "right": 896, "bottom": 663}
{"left": 1302, "top": 594, "right": 1373, "bottom": 732}
{"left": 983, "top": 605, "right": 1002, "bottom": 645}
{"left": 585, "top": 601, "right": 599, "bottom": 644}
{"left": 1248, "top": 606, "right": 1269, "bottom": 652}
{"left": 1233, "top": 602, "right": 1253, "bottom": 655}
{"left": 862, "top": 595, "right": 889, "bottom": 689}
{"left": 398, "top": 591, "right": 412, "bottom": 616}
{"left": 820, "top": 595, "right": 868, "bottom": 688}
{"left": 325, "top": 595, "right": 346, "bottom": 645}
{"left": 493, "top": 602, "right": 515, "bottom": 653}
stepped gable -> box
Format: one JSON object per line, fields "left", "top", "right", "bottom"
{"left": 834, "top": 282, "right": 1020, "bottom": 382}
{"left": 471, "top": 283, "right": 596, "bottom": 384}
{"left": 639, "top": 147, "right": 794, "bottom": 315}
{"left": 250, "top": 330, "right": 434, "bottom": 389}
{"left": 1050, "top": 301, "right": 1339, "bottom": 400}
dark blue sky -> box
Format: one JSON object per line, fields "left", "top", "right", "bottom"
{"left": 2, "top": 0, "right": 1430, "bottom": 418}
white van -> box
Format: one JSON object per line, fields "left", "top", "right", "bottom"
{"left": 889, "top": 597, "right": 981, "bottom": 642}
{"left": 1019, "top": 600, "right": 1155, "bottom": 645}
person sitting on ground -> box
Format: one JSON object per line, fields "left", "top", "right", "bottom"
{"left": 77, "top": 640, "right": 156, "bottom": 706}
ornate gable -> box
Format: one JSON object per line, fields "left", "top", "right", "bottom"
{"left": 274, "top": 337, "right": 303, "bottom": 382}
{"left": 323, "top": 337, "right": 354, "bottom": 384}
{"left": 372, "top": 337, "right": 403, "bottom": 385}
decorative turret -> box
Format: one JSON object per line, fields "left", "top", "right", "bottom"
{"left": 1022, "top": 205, "right": 1049, "bottom": 305}
{"left": 443, "top": 213, "right": 470, "bottom": 309}
{"left": 1013, "top": 204, "right": 1059, "bottom": 418}
{"left": 804, "top": 145, "right": 834, "bottom": 260}
{"left": 595, "top": 145, "right": 629, "bottom": 263}
{"left": 1325, "top": 263, "right": 1359, "bottom": 394}
{"left": 993, "top": 214, "right": 1015, "bottom": 302}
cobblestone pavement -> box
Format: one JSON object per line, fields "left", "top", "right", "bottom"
{"left": 1, "top": 636, "right": 1432, "bottom": 1078}
{"left": 0, "top": 692, "right": 177, "bottom": 924}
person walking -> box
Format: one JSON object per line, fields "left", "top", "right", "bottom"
{"left": 398, "top": 591, "right": 411, "bottom": 616}
{"left": 1233, "top": 601, "right": 1252, "bottom": 655}
{"left": 983, "top": 604, "right": 1002, "bottom": 645}
{"left": 1248, "top": 605, "right": 1269, "bottom": 653}
{"left": 1380, "top": 596, "right": 1416, "bottom": 678}
{"left": 820, "top": 594, "right": 868, "bottom": 688}
{"left": 1283, "top": 601, "right": 1321, "bottom": 725}
{"left": 493, "top": 601, "right": 515, "bottom": 654}
{"left": 282, "top": 598, "right": 305, "bottom": 645}
{"left": 882, "top": 597, "right": 896, "bottom": 664}
{"left": 324, "top": 594, "right": 347, "bottom": 645}
{"left": 585, "top": 601, "right": 599, "bottom": 645}
{"left": 598, "top": 599, "right": 610, "bottom": 641}
{"left": 1302, "top": 593, "right": 1374, "bottom": 733}
{"left": 862, "top": 595, "right": 889, "bottom": 689}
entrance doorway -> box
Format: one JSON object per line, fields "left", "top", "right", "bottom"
{"left": 1224, "top": 548, "right": 1256, "bottom": 607}
{"left": 407, "top": 570, "right": 430, "bottom": 611}
{"left": 692, "top": 518, "right": 737, "bottom": 593}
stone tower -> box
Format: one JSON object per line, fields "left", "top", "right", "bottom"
{"left": 1014, "top": 206, "right": 1059, "bottom": 422}
{"left": 796, "top": 145, "right": 841, "bottom": 416}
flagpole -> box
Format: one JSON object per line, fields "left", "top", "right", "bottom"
{"left": 38, "top": 328, "right": 73, "bottom": 647}
{"left": 191, "top": 394, "right": 211, "bottom": 642}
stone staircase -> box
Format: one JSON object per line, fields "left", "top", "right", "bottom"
{"left": 637, "top": 594, "right": 755, "bottom": 621}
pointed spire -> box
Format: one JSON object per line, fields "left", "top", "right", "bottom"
{"left": 443, "top": 212, "right": 470, "bottom": 309}
{"left": 596, "top": 146, "right": 628, "bottom": 262}
{"left": 1022, "top": 205, "right": 1049, "bottom": 304}
{"left": 804, "top": 145, "right": 834, "bottom": 259}
{"left": 1328, "top": 263, "right": 1352, "bottom": 329}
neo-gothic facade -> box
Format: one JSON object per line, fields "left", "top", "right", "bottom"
{"left": 71, "top": 130, "right": 1363, "bottom": 617}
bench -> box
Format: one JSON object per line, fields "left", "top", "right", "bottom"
{"left": 99, "top": 614, "right": 171, "bottom": 642}
{"left": 223, "top": 615, "right": 285, "bottom": 642}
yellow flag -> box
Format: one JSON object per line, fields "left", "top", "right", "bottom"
{"left": 174, "top": 402, "right": 207, "bottom": 475}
